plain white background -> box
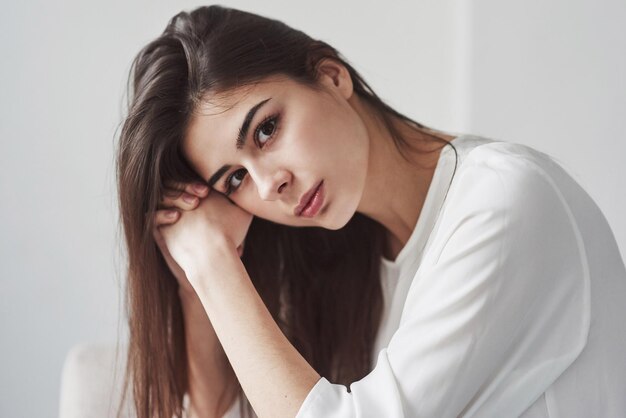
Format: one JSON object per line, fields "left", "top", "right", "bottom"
{"left": 1, "top": 0, "right": 624, "bottom": 416}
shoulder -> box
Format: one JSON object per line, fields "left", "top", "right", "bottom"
{"left": 445, "top": 140, "right": 572, "bottom": 222}
{"left": 430, "top": 139, "right": 587, "bottom": 273}
{"left": 415, "top": 139, "right": 590, "bottom": 353}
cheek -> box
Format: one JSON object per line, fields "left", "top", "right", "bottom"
{"left": 288, "top": 114, "right": 346, "bottom": 167}
{"left": 287, "top": 118, "right": 323, "bottom": 155}
{"left": 237, "top": 195, "right": 278, "bottom": 221}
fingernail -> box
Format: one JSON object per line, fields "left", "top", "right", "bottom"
{"left": 166, "top": 210, "right": 177, "bottom": 218}
{"left": 183, "top": 194, "right": 196, "bottom": 204}
{"left": 193, "top": 183, "right": 208, "bottom": 193}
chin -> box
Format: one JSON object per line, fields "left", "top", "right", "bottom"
{"left": 320, "top": 200, "right": 358, "bottom": 230}
{"left": 324, "top": 221, "right": 349, "bottom": 231}
{"left": 322, "top": 212, "right": 352, "bottom": 230}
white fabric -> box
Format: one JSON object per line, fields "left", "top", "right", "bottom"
{"left": 182, "top": 389, "right": 240, "bottom": 418}
{"left": 59, "top": 342, "right": 135, "bottom": 418}
{"left": 59, "top": 342, "right": 241, "bottom": 418}
{"left": 294, "top": 135, "right": 626, "bottom": 417}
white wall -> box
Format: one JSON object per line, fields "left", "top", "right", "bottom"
{"left": 0, "top": 1, "right": 623, "bottom": 417}
{"left": 466, "top": 0, "right": 626, "bottom": 255}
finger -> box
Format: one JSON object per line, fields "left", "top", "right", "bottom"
{"left": 160, "top": 182, "right": 210, "bottom": 210}
{"left": 160, "top": 192, "right": 199, "bottom": 210}
{"left": 185, "top": 182, "right": 210, "bottom": 197}
{"left": 163, "top": 179, "right": 187, "bottom": 191}
{"left": 154, "top": 208, "right": 179, "bottom": 226}
{"left": 163, "top": 180, "right": 210, "bottom": 198}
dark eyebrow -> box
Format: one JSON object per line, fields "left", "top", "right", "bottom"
{"left": 207, "top": 165, "right": 232, "bottom": 189}
{"left": 207, "top": 97, "right": 272, "bottom": 188}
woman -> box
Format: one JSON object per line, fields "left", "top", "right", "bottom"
{"left": 115, "top": 5, "right": 626, "bottom": 418}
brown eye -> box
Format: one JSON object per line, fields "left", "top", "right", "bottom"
{"left": 254, "top": 114, "right": 279, "bottom": 147}
{"left": 225, "top": 169, "right": 247, "bottom": 196}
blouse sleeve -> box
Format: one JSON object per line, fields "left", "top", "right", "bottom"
{"left": 295, "top": 149, "right": 591, "bottom": 418}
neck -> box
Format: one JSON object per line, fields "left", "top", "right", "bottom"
{"left": 350, "top": 97, "right": 453, "bottom": 260}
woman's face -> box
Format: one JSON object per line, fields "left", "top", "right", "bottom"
{"left": 182, "top": 70, "right": 370, "bottom": 230}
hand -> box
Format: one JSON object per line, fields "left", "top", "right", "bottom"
{"left": 152, "top": 181, "right": 253, "bottom": 294}
{"left": 152, "top": 181, "right": 208, "bottom": 295}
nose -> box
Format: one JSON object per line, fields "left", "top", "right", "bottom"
{"left": 253, "top": 167, "right": 291, "bottom": 201}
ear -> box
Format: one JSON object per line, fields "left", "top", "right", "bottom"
{"left": 316, "top": 58, "right": 354, "bottom": 100}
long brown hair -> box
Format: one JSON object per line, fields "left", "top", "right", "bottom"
{"left": 115, "top": 5, "right": 454, "bottom": 418}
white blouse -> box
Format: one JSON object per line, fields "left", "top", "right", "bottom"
{"left": 293, "top": 135, "right": 626, "bottom": 417}
{"left": 214, "top": 135, "right": 626, "bottom": 418}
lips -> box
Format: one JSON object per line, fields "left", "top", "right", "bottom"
{"left": 294, "top": 181, "right": 323, "bottom": 217}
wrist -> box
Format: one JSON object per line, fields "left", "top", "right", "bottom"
{"left": 186, "top": 241, "right": 243, "bottom": 298}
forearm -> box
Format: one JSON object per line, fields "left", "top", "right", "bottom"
{"left": 180, "top": 290, "right": 239, "bottom": 418}
{"left": 192, "top": 251, "right": 320, "bottom": 418}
